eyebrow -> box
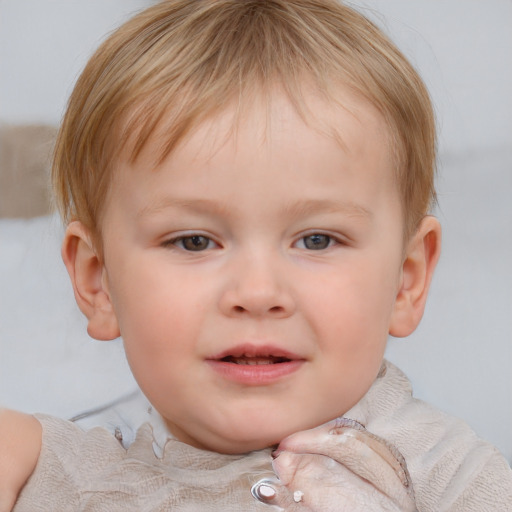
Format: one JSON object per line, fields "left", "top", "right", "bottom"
{"left": 137, "top": 198, "right": 233, "bottom": 219}
{"left": 282, "top": 198, "right": 373, "bottom": 220}
{"left": 137, "top": 197, "right": 373, "bottom": 221}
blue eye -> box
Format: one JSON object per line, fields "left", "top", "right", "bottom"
{"left": 301, "top": 234, "right": 333, "bottom": 250}
{"left": 173, "top": 235, "right": 213, "bottom": 251}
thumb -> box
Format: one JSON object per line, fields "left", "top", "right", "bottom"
{"left": 251, "top": 477, "right": 313, "bottom": 512}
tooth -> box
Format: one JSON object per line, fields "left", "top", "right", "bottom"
{"left": 235, "top": 359, "right": 273, "bottom": 365}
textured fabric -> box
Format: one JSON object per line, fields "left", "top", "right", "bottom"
{"left": 0, "top": 124, "right": 56, "bottom": 219}
{"left": 346, "top": 363, "right": 512, "bottom": 511}
{"left": 14, "top": 361, "right": 512, "bottom": 511}
{"left": 14, "top": 419, "right": 275, "bottom": 511}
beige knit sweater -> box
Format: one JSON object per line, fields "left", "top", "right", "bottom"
{"left": 14, "top": 362, "right": 512, "bottom": 511}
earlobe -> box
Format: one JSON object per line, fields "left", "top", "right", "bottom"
{"left": 61, "top": 221, "right": 120, "bottom": 341}
{"left": 389, "top": 216, "right": 441, "bottom": 338}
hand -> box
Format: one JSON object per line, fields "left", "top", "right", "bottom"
{"left": 252, "top": 418, "right": 416, "bottom": 512}
{"left": 0, "top": 410, "right": 42, "bottom": 512}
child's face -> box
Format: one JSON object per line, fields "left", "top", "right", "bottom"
{"left": 99, "top": 89, "right": 407, "bottom": 453}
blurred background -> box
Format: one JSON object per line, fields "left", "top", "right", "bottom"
{"left": 0, "top": 0, "right": 511, "bottom": 461}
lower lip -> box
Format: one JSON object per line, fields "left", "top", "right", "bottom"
{"left": 206, "top": 359, "right": 304, "bottom": 386}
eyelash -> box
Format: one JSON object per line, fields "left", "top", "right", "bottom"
{"left": 162, "top": 235, "right": 218, "bottom": 252}
{"left": 163, "top": 232, "right": 342, "bottom": 252}
{"left": 294, "top": 233, "right": 339, "bottom": 251}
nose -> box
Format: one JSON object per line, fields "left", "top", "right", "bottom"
{"left": 218, "top": 250, "right": 296, "bottom": 319}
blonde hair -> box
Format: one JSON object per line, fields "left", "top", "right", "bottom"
{"left": 53, "top": 0, "right": 436, "bottom": 246}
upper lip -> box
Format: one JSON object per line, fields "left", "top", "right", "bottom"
{"left": 209, "top": 343, "right": 302, "bottom": 361}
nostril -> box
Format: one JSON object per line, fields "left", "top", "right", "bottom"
{"left": 221, "top": 286, "right": 295, "bottom": 318}
{"left": 231, "top": 304, "right": 284, "bottom": 315}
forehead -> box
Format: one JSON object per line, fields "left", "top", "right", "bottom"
{"left": 120, "top": 84, "right": 394, "bottom": 176}
{"left": 104, "top": 86, "right": 399, "bottom": 232}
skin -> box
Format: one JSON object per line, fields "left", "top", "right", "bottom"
{"left": 255, "top": 419, "right": 417, "bottom": 511}
{"left": 0, "top": 410, "right": 41, "bottom": 512}
{"left": 0, "top": 86, "right": 440, "bottom": 510}
{"left": 64, "top": 88, "right": 440, "bottom": 454}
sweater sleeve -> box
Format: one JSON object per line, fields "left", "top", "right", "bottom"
{"left": 445, "top": 445, "right": 512, "bottom": 512}
{"left": 351, "top": 362, "right": 512, "bottom": 512}
{"left": 13, "top": 414, "right": 125, "bottom": 512}
{"left": 12, "top": 414, "right": 274, "bottom": 512}
{"left": 396, "top": 407, "right": 512, "bottom": 511}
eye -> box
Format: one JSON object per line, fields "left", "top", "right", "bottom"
{"left": 297, "top": 233, "right": 335, "bottom": 250}
{"left": 169, "top": 235, "right": 215, "bottom": 251}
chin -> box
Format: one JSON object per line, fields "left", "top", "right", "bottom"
{"left": 191, "top": 422, "right": 292, "bottom": 454}
{"left": 181, "top": 407, "right": 341, "bottom": 454}
{"left": 203, "top": 430, "right": 281, "bottom": 455}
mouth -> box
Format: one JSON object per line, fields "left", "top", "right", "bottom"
{"left": 207, "top": 344, "right": 304, "bottom": 385}
{"left": 219, "top": 355, "right": 292, "bottom": 366}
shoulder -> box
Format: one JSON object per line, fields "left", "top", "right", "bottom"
{"left": 352, "top": 362, "right": 512, "bottom": 511}
{"left": 12, "top": 413, "right": 127, "bottom": 511}
{"left": 0, "top": 409, "right": 42, "bottom": 512}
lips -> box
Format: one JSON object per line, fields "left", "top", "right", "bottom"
{"left": 211, "top": 344, "right": 299, "bottom": 363}
{"left": 220, "top": 355, "right": 291, "bottom": 365}
{"left": 207, "top": 344, "right": 304, "bottom": 385}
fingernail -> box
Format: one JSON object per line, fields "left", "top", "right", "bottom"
{"left": 251, "top": 479, "right": 277, "bottom": 502}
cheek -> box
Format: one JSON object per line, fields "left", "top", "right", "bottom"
{"left": 110, "top": 252, "right": 208, "bottom": 324}
{"left": 310, "top": 257, "right": 400, "bottom": 334}
{"left": 106, "top": 261, "right": 203, "bottom": 368}
{"left": 115, "top": 277, "right": 202, "bottom": 402}
{"left": 304, "top": 257, "right": 400, "bottom": 395}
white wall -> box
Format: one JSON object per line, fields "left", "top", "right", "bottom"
{"left": 356, "top": 0, "right": 512, "bottom": 154}
{"left": 1, "top": 1, "right": 511, "bottom": 460}
{"left": 1, "top": 0, "right": 511, "bottom": 154}
{"left": 0, "top": 0, "right": 152, "bottom": 124}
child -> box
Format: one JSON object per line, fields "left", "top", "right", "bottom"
{"left": 1, "top": 0, "right": 511, "bottom": 510}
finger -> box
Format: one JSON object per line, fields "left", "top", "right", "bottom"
{"left": 272, "top": 451, "right": 406, "bottom": 512}
{"left": 276, "top": 419, "right": 415, "bottom": 510}
{"left": 251, "top": 477, "right": 313, "bottom": 512}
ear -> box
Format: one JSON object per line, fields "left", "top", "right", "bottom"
{"left": 61, "top": 221, "right": 120, "bottom": 341}
{"left": 389, "top": 216, "right": 441, "bottom": 338}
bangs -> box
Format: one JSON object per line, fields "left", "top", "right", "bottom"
{"left": 53, "top": 0, "right": 436, "bottom": 242}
